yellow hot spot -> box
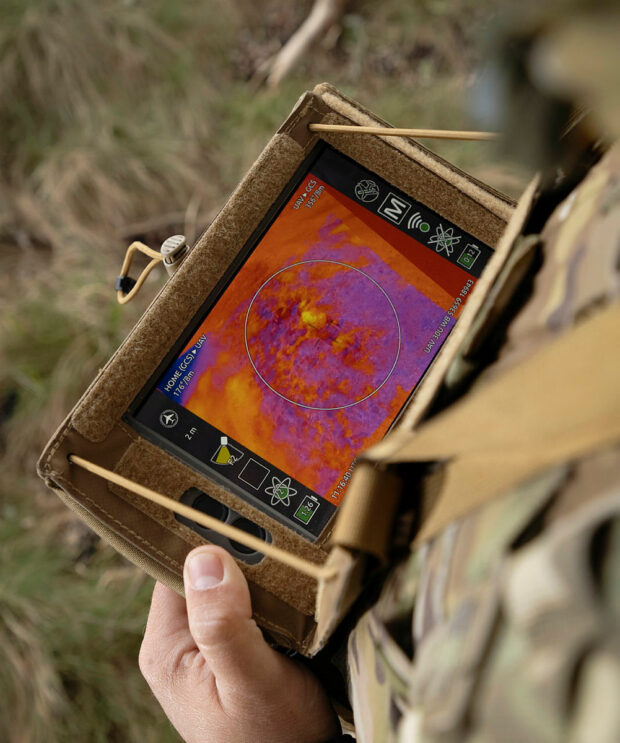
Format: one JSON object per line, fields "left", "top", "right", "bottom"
{"left": 301, "top": 308, "right": 327, "bottom": 329}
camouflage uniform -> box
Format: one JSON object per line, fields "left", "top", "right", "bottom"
{"left": 345, "top": 14, "right": 620, "bottom": 743}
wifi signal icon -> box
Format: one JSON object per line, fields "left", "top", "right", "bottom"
{"left": 407, "top": 212, "right": 430, "bottom": 233}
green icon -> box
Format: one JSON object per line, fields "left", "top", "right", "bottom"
{"left": 265, "top": 476, "right": 297, "bottom": 507}
{"left": 429, "top": 224, "right": 462, "bottom": 255}
{"left": 457, "top": 243, "right": 481, "bottom": 269}
{"left": 294, "top": 496, "right": 319, "bottom": 525}
{"left": 407, "top": 212, "right": 430, "bottom": 233}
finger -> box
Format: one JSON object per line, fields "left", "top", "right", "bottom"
{"left": 139, "top": 581, "right": 199, "bottom": 687}
{"left": 146, "top": 581, "right": 187, "bottom": 633}
{"left": 183, "top": 546, "right": 285, "bottom": 698}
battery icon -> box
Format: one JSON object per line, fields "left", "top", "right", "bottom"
{"left": 294, "top": 495, "right": 320, "bottom": 525}
{"left": 457, "top": 244, "right": 481, "bottom": 269}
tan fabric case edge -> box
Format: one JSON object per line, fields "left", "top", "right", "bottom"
{"left": 38, "top": 84, "right": 514, "bottom": 653}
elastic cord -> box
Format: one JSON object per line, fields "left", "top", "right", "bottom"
{"left": 68, "top": 454, "right": 338, "bottom": 582}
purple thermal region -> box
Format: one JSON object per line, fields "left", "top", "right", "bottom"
{"left": 158, "top": 197, "right": 456, "bottom": 500}
{"left": 245, "top": 261, "right": 400, "bottom": 410}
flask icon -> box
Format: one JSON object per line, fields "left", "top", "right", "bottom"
{"left": 211, "top": 436, "right": 243, "bottom": 466}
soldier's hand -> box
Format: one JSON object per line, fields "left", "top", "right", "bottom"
{"left": 139, "top": 546, "right": 339, "bottom": 743}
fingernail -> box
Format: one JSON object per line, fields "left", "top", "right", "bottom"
{"left": 187, "top": 551, "right": 224, "bottom": 590}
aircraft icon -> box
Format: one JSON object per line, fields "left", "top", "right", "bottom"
{"left": 159, "top": 409, "right": 179, "bottom": 428}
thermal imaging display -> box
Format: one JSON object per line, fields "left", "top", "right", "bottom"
{"left": 131, "top": 145, "right": 492, "bottom": 538}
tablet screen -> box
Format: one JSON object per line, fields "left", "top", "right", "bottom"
{"left": 129, "top": 144, "right": 492, "bottom": 539}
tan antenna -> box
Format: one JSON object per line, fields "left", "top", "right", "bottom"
{"left": 309, "top": 123, "right": 499, "bottom": 141}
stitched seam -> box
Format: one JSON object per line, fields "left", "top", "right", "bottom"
{"left": 281, "top": 98, "right": 313, "bottom": 135}
{"left": 56, "top": 474, "right": 183, "bottom": 570}
{"left": 43, "top": 421, "right": 71, "bottom": 472}
{"left": 253, "top": 613, "right": 296, "bottom": 642}
{"left": 42, "top": 404, "right": 317, "bottom": 635}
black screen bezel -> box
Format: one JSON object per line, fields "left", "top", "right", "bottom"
{"left": 125, "top": 141, "right": 484, "bottom": 540}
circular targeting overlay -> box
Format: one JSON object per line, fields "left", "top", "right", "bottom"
{"left": 244, "top": 260, "right": 401, "bottom": 411}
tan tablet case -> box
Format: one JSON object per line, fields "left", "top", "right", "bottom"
{"left": 38, "top": 83, "right": 517, "bottom": 655}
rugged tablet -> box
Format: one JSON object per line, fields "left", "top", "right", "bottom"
{"left": 128, "top": 143, "right": 492, "bottom": 543}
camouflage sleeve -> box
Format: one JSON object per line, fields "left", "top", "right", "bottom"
{"left": 347, "top": 449, "right": 620, "bottom": 743}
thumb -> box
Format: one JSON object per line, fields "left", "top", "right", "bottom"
{"left": 183, "top": 545, "right": 283, "bottom": 696}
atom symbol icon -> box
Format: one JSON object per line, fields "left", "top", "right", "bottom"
{"left": 265, "top": 476, "right": 297, "bottom": 507}
{"left": 429, "top": 224, "right": 462, "bottom": 255}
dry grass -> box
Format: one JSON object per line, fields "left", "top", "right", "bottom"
{"left": 0, "top": 506, "right": 180, "bottom": 743}
{"left": 0, "top": 2, "right": 224, "bottom": 259}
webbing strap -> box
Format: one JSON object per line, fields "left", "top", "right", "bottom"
{"left": 68, "top": 454, "right": 337, "bottom": 582}
{"left": 335, "top": 302, "right": 620, "bottom": 554}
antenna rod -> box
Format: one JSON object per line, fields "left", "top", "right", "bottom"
{"left": 309, "top": 123, "right": 499, "bottom": 141}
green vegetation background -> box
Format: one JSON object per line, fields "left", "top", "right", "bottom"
{"left": 0, "top": 1, "right": 527, "bottom": 740}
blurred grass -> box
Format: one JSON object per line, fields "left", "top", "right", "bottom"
{"left": 0, "top": 503, "right": 179, "bottom": 742}
{"left": 0, "top": 1, "right": 529, "bottom": 741}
